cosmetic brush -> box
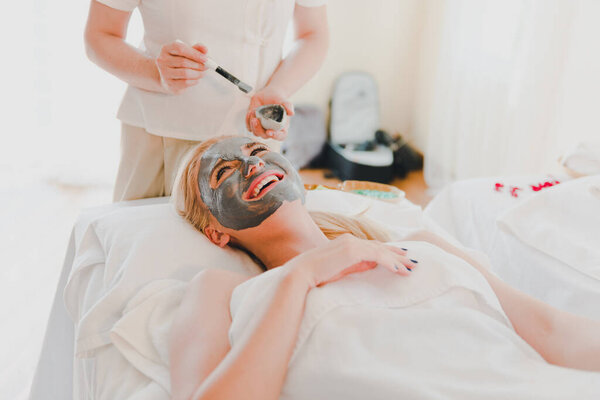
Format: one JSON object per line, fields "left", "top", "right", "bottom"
{"left": 174, "top": 40, "right": 252, "bottom": 94}
{"left": 203, "top": 57, "right": 253, "bottom": 94}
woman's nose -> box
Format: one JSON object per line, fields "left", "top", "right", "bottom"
{"left": 244, "top": 157, "right": 265, "bottom": 177}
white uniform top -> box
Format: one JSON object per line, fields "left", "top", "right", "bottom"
{"left": 97, "top": 0, "right": 327, "bottom": 140}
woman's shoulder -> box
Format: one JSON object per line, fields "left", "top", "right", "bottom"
{"left": 186, "top": 269, "right": 253, "bottom": 304}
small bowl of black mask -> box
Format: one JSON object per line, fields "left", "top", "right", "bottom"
{"left": 255, "top": 104, "right": 288, "bottom": 131}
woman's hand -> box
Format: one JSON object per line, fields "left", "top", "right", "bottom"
{"left": 155, "top": 41, "right": 208, "bottom": 94}
{"left": 286, "top": 235, "right": 418, "bottom": 289}
{"left": 246, "top": 88, "right": 294, "bottom": 141}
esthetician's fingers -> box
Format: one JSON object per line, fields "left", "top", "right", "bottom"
{"left": 164, "top": 79, "right": 200, "bottom": 94}
{"left": 250, "top": 117, "right": 268, "bottom": 138}
{"left": 266, "top": 129, "right": 287, "bottom": 141}
{"left": 281, "top": 101, "right": 295, "bottom": 116}
{"left": 165, "top": 40, "right": 207, "bottom": 64}
{"left": 156, "top": 42, "right": 209, "bottom": 94}
{"left": 246, "top": 96, "right": 262, "bottom": 131}
{"left": 168, "top": 68, "right": 205, "bottom": 80}
{"left": 165, "top": 57, "right": 206, "bottom": 71}
{"left": 191, "top": 43, "right": 208, "bottom": 55}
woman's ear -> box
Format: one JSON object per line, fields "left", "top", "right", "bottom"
{"left": 204, "top": 224, "right": 231, "bottom": 248}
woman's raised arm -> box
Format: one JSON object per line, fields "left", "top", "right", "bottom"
{"left": 169, "top": 235, "right": 414, "bottom": 400}
{"left": 405, "top": 230, "right": 600, "bottom": 372}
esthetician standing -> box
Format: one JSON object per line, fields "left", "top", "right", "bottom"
{"left": 84, "top": 0, "right": 328, "bottom": 201}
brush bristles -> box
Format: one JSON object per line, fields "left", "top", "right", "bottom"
{"left": 238, "top": 82, "right": 253, "bottom": 93}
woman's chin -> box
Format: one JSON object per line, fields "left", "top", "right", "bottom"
{"left": 240, "top": 198, "right": 305, "bottom": 233}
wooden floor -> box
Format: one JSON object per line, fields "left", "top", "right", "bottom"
{"left": 299, "top": 168, "right": 432, "bottom": 208}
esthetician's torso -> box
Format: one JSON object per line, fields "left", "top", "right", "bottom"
{"left": 115, "top": 0, "right": 297, "bottom": 140}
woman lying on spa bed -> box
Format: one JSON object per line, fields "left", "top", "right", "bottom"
{"left": 169, "top": 135, "right": 600, "bottom": 400}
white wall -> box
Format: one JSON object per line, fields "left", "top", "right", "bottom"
{"left": 552, "top": 0, "right": 600, "bottom": 153}
{"left": 291, "top": 0, "right": 425, "bottom": 143}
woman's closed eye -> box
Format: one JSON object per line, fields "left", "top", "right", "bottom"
{"left": 216, "top": 165, "right": 231, "bottom": 181}
{"left": 250, "top": 146, "right": 268, "bottom": 157}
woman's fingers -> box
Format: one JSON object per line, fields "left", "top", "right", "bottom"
{"left": 377, "top": 251, "right": 412, "bottom": 276}
{"left": 367, "top": 243, "right": 417, "bottom": 276}
{"left": 318, "top": 261, "right": 377, "bottom": 287}
{"left": 295, "top": 236, "right": 420, "bottom": 288}
{"left": 386, "top": 245, "right": 407, "bottom": 256}
{"left": 389, "top": 246, "right": 419, "bottom": 270}
{"left": 384, "top": 245, "right": 419, "bottom": 270}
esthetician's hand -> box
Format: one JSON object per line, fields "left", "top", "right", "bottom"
{"left": 286, "top": 234, "right": 417, "bottom": 289}
{"left": 246, "top": 88, "right": 294, "bottom": 141}
{"left": 155, "top": 41, "right": 208, "bottom": 95}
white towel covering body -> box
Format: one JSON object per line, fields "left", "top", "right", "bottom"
{"left": 229, "top": 241, "right": 600, "bottom": 399}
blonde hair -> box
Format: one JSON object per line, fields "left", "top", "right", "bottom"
{"left": 172, "top": 136, "right": 393, "bottom": 242}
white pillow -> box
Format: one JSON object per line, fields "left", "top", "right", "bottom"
{"left": 64, "top": 202, "right": 263, "bottom": 358}
{"left": 497, "top": 175, "right": 600, "bottom": 281}
{"left": 559, "top": 140, "right": 600, "bottom": 177}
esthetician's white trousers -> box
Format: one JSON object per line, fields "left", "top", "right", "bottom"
{"left": 113, "top": 124, "right": 197, "bottom": 201}
{"left": 113, "top": 123, "right": 282, "bottom": 202}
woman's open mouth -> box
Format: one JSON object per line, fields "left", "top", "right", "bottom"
{"left": 243, "top": 171, "right": 285, "bottom": 201}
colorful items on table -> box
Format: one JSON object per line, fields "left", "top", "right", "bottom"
{"left": 351, "top": 189, "right": 400, "bottom": 200}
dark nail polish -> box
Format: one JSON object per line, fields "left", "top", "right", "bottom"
{"left": 401, "top": 248, "right": 408, "bottom": 251}
{"left": 394, "top": 264, "right": 399, "bottom": 271}
{"left": 410, "top": 259, "right": 418, "bottom": 264}
{"left": 406, "top": 267, "right": 412, "bottom": 271}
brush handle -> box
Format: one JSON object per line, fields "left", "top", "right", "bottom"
{"left": 203, "top": 56, "right": 218, "bottom": 71}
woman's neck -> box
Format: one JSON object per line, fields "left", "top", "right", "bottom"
{"left": 237, "top": 201, "right": 329, "bottom": 270}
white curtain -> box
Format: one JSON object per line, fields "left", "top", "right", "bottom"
{"left": 415, "top": 0, "right": 600, "bottom": 191}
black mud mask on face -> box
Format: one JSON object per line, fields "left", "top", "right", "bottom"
{"left": 198, "top": 137, "right": 305, "bottom": 230}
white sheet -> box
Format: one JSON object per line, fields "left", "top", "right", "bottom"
{"left": 424, "top": 175, "right": 600, "bottom": 319}
{"left": 498, "top": 175, "right": 600, "bottom": 281}
{"left": 230, "top": 241, "right": 600, "bottom": 399}
{"left": 97, "top": 242, "right": 600, "bottom": 399}
{"left": 30, "top": 197, "right": 167, "bottom": 400}
{"left": 59, "top": 186, "right": 600, "bottom": 399}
